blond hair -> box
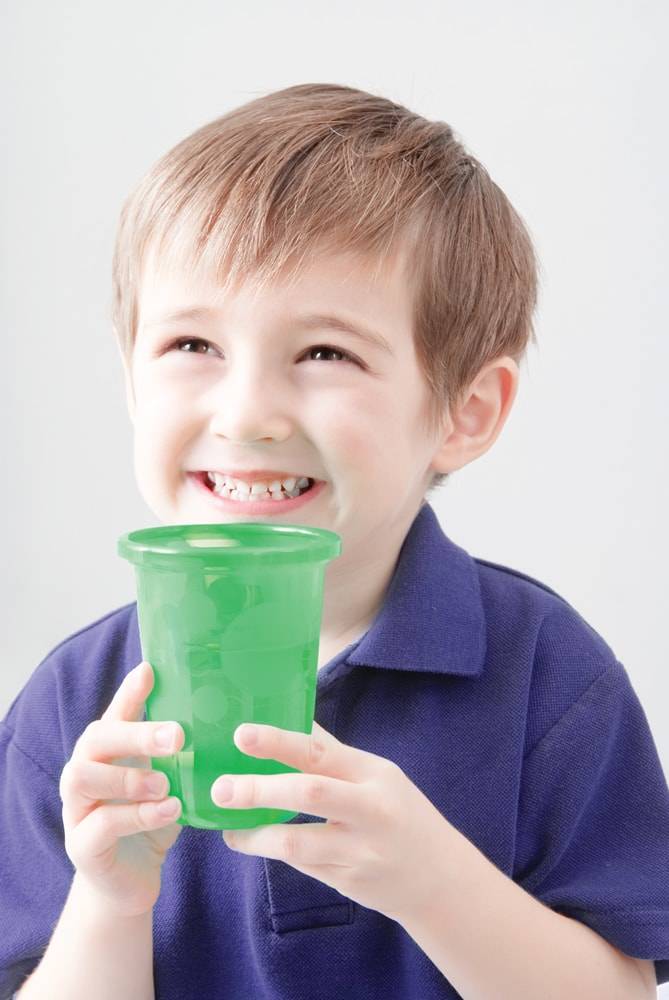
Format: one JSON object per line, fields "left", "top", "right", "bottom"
{"left": 111, "top": 83, "right": 540, "bottom": 491}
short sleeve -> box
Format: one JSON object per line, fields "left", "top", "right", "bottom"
{"left": 0, "top": 723, "right": 74, "bottom": 999}
{"left": 512, "top": 659, "right": 669, "bottom": 986}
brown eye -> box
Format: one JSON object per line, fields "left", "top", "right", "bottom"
{"left": 172, "top": 337, "right": 213, "bottom": 354}
{"left": 305, "top": 345, "right": 358, "bottom": 364}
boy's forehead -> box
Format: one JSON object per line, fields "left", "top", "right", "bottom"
{"left": 137, "top": 242, "right": 414, "bottom": 330}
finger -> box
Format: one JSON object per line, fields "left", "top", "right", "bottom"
{"left": 65, "top": 796, "right": 182, "bottom": 873}
{"left": 232, "top": 719, "right": 385, "bottom": 782}
{"left": 211, "top": 770, "right": 373, "bottom": 826}
{"left": 224, "top": 819, "right": 356, "bottom": 870}
{"left": 69, "top": 717, "right": 184, "bottom": 767}
{"left": 102, "top": 661, "right": 153, "bottom": 725}
{"left": 61, "top": 758, "right": 171, "bottom": 829}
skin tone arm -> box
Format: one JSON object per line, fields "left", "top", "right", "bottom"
{"left": 212, "top": 720, "right": 657, "bottom": 1000}
{"left": 16, "top": 873, "right": 153, "bottom": 1000}
{"left": 16, "top": 662, "right": 185, "bottom": 1000}
{"left": 398, "top": 824, "right": 658, "bottom": 1000}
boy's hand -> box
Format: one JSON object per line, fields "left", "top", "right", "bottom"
{"left": 214, "top": 720, "right": 455, "bottom": 925}
{"left": 59, "top": 661, "right": 185, "bottom": 918}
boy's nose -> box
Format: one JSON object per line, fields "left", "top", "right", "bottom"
{"left": 207, "top": 370, "right": 295, "bottom": 443}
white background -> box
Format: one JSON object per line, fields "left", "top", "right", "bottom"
{"left": 2, "top": 1, "right": 667, "bottom": 992}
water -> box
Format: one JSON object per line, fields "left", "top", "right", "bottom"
{"left": 146, "top": 639, "right": 320, "bottom": 829}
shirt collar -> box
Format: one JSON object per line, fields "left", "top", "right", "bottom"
{"left": 345, "top": 501, "right": 487, "bottom": 678}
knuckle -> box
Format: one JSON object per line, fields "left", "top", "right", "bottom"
{"left": 82, "top": 719, "right": 101, "bottom": 744}
{"left": 91, "top": 804, "right": 116, "bottom": 844}
{"left": 75, "top": 720, "right": 103, "bottom": 759}
{"left": 59, "top": 759, "right": 82, "bottom": 799}
{"left": 80, "top": 803, "right": 110, "bottom": 849}
{"left": 63, "top": 828, "right": 80, "bottom": 865}
{"left": 378, "top": 755, "right": 401, "bottom": 780}
{"left": 365, "top": 842, "right": 386, "bottom": 872}
{"left": 67, "top": 822, "right": 99, "bottom": 871}
{"left": 137, "top": 800, "right": 156, "bottom": 830}
{"left": 240, "top": 774, "right": 255, "bottom": 807}
{"left": 58, "top": 762, "right": 72, "bottom": 799}
{"left": 348, "top": 848, "right": 376, "bottom": 884}
{"left": 369, "top": 790, "right": 394, "bottom": 828}
{"left": 302, "top": 776, "right": 326, "bottom": 808}
{"left": 307, "top": 736, "right": 326, "bottom": 769}
{"left": 280, "top": 829, "right": 298, "bottom": 863}
{"left": 144, "top": 724, "right": 161, "bottom": 755}
{"left": 122, "top": 767, "right": 141, "bottom": 800}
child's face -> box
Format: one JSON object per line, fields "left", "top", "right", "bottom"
{"left": 122, "top": 243, "right": 447, "bottom": 562}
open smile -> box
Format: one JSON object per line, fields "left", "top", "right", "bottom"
{"left": 189, "top": 472, "right": 326, "bottom": 515}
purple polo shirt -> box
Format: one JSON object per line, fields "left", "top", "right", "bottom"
{"left": 1, "top": 501, "right": 668, "bottom": 998}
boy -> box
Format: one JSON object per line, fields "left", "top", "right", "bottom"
{"left": 1, "top": 83, "right": 667, "bottom": 999}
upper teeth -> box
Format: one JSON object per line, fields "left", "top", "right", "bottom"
{"left": 206, "top": 473, "right": 311, "bottom": 496}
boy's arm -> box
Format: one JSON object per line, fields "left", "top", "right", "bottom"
{"left": 15, "top": 872, "right": 154, "bottom": 1000}
{"left": 399, "top": 823, "right": 656, "bottom": 1000}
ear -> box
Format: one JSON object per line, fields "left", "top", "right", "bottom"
{"left": 429, "top": 356, "right": 519, "bottom": 475}
{"left": 117, "top": 342, "right": 136, "bottom": 425}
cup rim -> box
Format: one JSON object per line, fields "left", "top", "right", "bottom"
{"left": 117, "top": 521, "right": 341, "bottom": 569}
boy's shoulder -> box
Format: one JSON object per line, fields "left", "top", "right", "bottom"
{"left": 419, "top": 506, "right": 618, "bottom": 676}
{"left": 3, "top": 601, "right": 139, "bottom": 776}
{"left": 29, "top": 600, "right": 139, "bottom": 677}
{"left": 472, "top": 552, "right": 618, "bottom": 664}
{"left": 473, "top": 555, "right": 570, "bottom": 602}
{"left": 471, "top": 553, "right": 627, "bottom": 756}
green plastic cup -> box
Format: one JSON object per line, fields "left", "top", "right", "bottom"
{"left": 117, "top": 521, "right": 341, "bottom": 830}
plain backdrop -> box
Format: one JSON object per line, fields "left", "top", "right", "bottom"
{"left": 2, "top": 3, "right": 667, "bottom": 986}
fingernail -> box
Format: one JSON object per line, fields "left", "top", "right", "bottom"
{"left": 146, "top": 772, "right": 168, "bottom": 796}
{"left": 132, "top": 662, "right": 147, "bottom": 686}
{"left": 213, "top": 778, "right": 234, "bottom": 802}
{"left": 155, "top": 724, "right": 177, "bottom": 749}
{"left": 158, "top": 797, "right": 180, "bottom": 816}
{"left": 239, "top": 724, "right": 258, "bottom": 746}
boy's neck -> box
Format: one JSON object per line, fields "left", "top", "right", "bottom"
{"left": 317, "top": 532, "right": 402, "bottom": 670}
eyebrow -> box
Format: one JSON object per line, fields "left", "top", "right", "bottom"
{"left": 141, "top": 307, "right": 394, "bottom": 356}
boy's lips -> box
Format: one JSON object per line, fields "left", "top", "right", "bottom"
{"left": 188, "top": 471, "right": 326, "bottom": 515}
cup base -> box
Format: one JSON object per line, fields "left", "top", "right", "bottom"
{"left": 177, "top": 806, "right": 299, "bottom": 830}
